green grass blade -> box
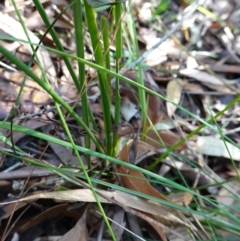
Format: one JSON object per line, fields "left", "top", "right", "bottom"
{"left": 32, "top": 0, "right": 80, "bottom": 91}
{"left": 112, "top": 3, "right": 122, "bottom": 155}
{"left": 84, "top": 1, "right": 112, "bottom": 155}
{"left": 73, "top": 0, "right": 91, "bottom": 168}
{"left": 0, "top": 45, "right": 103, "bottom": 152}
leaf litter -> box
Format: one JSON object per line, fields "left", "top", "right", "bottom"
{"left": 1, "top": 0, "right": 240, "bottom": 240}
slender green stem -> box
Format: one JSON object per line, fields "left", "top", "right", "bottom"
{"left": 126, "top": 3, "right": 147, "bottom": 136}
{"left": 112, "top": 3, "right": 122, "bottom": 155}
{"left": 33, "top": 0, "right": 80, "bottom": 91}
{"left": 11, "top": 0, "right": 37, "bottom": 106}
{"left": 101, "top": 17, "right": 111, "bottom": 81}
{"left": 0, "top": 121, "right": 235, "bottom": 205}
{"left": 84, "top": 1, "right": 112, "bottom": 156}
{"left": 0, "top": 42, "right": 115, "bottom": 241}
{"left": 148, "top": 95, "right": 240, "bottom": 170}
{"left": 73, "top": 0, "right": 91, "bottom": 169}
{"left": 83, "top": 3, "right": 116, "bottom": 238}
{"left": 209, "top": 106, "right": 239, "bottom": 178}
{"left": 1, "top": 40, "right": 235, "bottom": 140}
{"left": 0, "top": 45, "right": 103, "bottom": 153}
{"left": 54, "top": 103, "right": 114, "bottom": 241}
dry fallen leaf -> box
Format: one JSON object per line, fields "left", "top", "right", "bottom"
{"left": 117, "top": 140, "right": 185, "bottom": 207}
{"left": 167, "top": 192, "right": 192, "bottom": 206}
{"left": 120, "top": 96, "right": 139, "bottom": 122}
{"left": 111, "top": 207, "right": 126, "bottom": 240}
{"left": 0, "top": 12, "right": 57, "bottom": 87}
{"left": 146, "top": 90, "right": 167, "bottom": 125}
{"left": 41, "top": 124, "right": 80, "bottom": 166}
{"left": 179, "top": 68, "right": 235, "bottom": 93}
{"left": 196, "top": 136, "right": 240, "bottom": 161}
{"left": 144, "top": 129, "right": 186, "bottom": 151}
{"left": 58, "top": 211, "right": 88, "bottom": 241}
{"left": 179, "top": 68, "right": 236, "bottom": 86}
{"left": 19, "top": 203, "right": 84, "bottom": 234}
{"left": 1, "top": 189, "right": 186, "bottom": 226}
{"left": 166, "top": 79, "right": 183, "bottom": 116}
{"left": 116, "top": 139, "right": 190, "bottom": 240}
{"left": 163, "top": 158, "right": 216, "bottom": 194}
{"left": 119, "top": 79, "right": 167, "bottom": 125}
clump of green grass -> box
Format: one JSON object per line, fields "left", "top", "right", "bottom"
{"left": 1, "top": 0, "right": 240, "bottom": 240}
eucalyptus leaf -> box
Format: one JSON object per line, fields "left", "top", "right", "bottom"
{"left": 85, "top": 0, "right": 126, "bottom": 8}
